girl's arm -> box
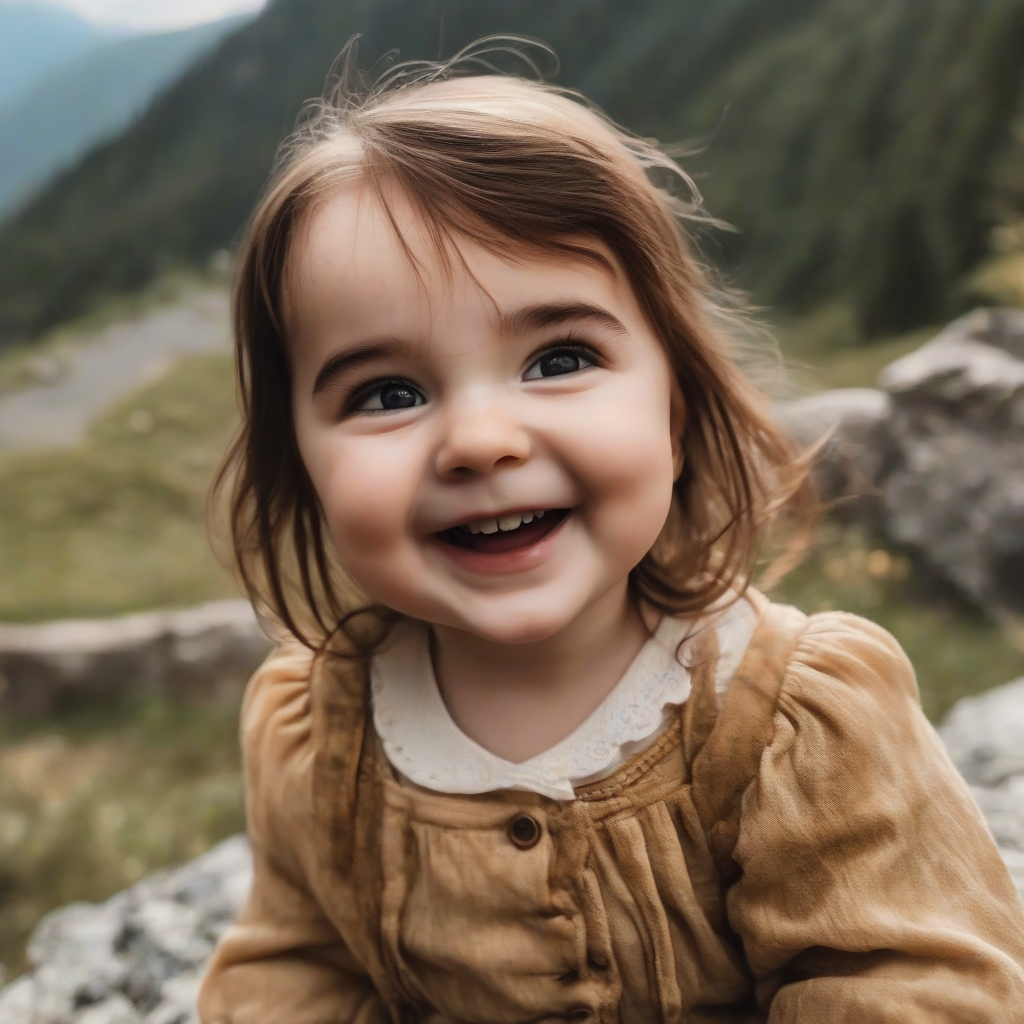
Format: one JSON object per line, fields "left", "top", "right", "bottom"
{"left": 199, "top": 851, "right": 383, "bottom": 1024}
{"left": 728, "top": 612, "right": 1024, "bottom": 1020}
{"left": 198, "top": 646, "right": 386, "bottom": 1024}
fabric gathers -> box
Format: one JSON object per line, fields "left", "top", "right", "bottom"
{"left": 198, "top": 594, "right": 1024, "bottom": 1024}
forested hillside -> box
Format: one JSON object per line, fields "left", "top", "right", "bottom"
{"left": 0, "top": 0, "right": 1022, "bottom": 347}
{"left": 0, "top": 14, "right": 251, "bottom": 217}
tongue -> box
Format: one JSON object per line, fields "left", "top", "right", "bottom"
{"left": 442, "top": 512, "right": 566, "bottom": 553}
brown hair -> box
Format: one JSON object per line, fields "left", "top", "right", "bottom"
{"left": 215, "top": 42, "right": 816, "bottom": 650}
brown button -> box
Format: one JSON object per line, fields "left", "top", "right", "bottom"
{"left": 507, "top": 812, "right": 541, "bottom": 849}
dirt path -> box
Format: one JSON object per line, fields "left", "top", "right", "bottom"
{"left": 0, "top": 289, "right": 230, "bottom": 451}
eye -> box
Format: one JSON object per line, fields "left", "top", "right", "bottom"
{"left": 522, "top": 345, "right": 598, "bottom": 380}
{"left": 349, "top": 379, "right": 426, "bottom": 414}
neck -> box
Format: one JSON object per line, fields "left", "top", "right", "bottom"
{"left": 431, "top": 583, "right": 652, "bottom": 763}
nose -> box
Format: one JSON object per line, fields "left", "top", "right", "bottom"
{"left": 434, "top": 393, "right": 531, "bottom": 477}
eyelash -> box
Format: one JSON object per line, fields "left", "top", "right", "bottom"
{"left": 339, "top": 338, "right": 604, "bottom": 418}
{"left": 341, "top": 377, "right": 419, "bottom": 418}
{"left": 525, "top": 339, "right": 603, "bottom": 375}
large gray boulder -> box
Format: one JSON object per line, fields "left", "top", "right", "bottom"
{"left": 939, "top": 676, "right": 1024, "bottom": 897}
{"left": 775, "top": 308, "right": 1024, "bottom": 618}
{"left": 878, "top": 308, "right": 1024, "bottom": 615}
{"left": 773, "top": 387, "right": 893, "bottom": 527}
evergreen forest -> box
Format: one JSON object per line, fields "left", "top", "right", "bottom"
{"left": 0, "top": 0, "right": 1022, "bottom": 348}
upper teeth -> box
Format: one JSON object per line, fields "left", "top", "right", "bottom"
{"left": 461, "top": 509, "right": 546, "bottom": 534}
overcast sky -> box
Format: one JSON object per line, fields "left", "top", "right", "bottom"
{"left": 47, "top": 0, "right": 267, "bottom": 31}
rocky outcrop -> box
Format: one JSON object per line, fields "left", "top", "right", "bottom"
{"left": 773, "top": 386, "right": 894, "bottom": 528}
{"left": 879, "top": 308, "right": 1024, "bottom": 616}
{"left": 2, "top": 676, "right": 1023, "bottom": 1024}
{"left": 778, "top": 308, "right": 1024, "bottom": 618}
{"left": 0, "top": 836, "right": 251, "bottom": 1024}
{"left": 0, "top": 601, "right": 273, "bottom": 716}
{"left": 939, "top": 676, "right": 1024, "bottom": 897}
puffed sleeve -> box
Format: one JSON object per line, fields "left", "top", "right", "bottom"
{"left": 198, "top": 645, "right": 386, "bottom": 1024}
{"left": 727, "top": 612, "right": 1024, "bottom": 1021}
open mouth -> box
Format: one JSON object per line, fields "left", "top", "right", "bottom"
{"left": 436, "top": 508, "right": 571, "bottom": 554}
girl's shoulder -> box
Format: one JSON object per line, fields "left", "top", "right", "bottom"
{"left": 240, "top": 638, "right": 369, "bottom": 747}
{"left": 237, "top": 640, "right": 370, "bottom": 878}
{"left": 692, "top": 597, "right": 934, "bottom": 876}
{"left": 692, "top": 597, "right": 917, "bottom": 785}
{"left": 724, "top": 593, "right": 918, "bottom": 715}
{"left": 239, "top": 641, "right": 317, "bottom": 751}
{"left": 775, "top": 604, "right": 920, "bottom": 721}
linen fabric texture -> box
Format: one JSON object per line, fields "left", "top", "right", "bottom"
{"left": 198, "top": 595, "right": 1024, "bottom": 1023}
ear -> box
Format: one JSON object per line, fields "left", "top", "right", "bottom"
{"left": 670, "top": 385, "right": 686, "bottom": 480}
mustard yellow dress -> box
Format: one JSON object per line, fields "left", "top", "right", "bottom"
{"left": 198, "top": 596, "right": 1024, "bottom": 1023}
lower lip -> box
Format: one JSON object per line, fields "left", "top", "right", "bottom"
{"left": 430, "top": 513, "right": 571, "bottom": 574}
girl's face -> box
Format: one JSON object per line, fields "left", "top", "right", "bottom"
{"left": 286, "top": 186, "right": 682, "bottom": 644}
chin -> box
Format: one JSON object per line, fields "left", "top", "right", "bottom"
{"left": 455, "top": 598, "right": 580, "bottom": 646}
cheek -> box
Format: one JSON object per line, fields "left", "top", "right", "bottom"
{"left": 564, "top": 379, "right": 677, "bottom": 523}
{"left": 299, "top": 432, "right": 419, "bottom": 565}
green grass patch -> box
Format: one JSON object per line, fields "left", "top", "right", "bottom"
{"left": 0, "top": 352, "right": 240, "bottom": 621}
{"left": 0, "top": 690, "right": 245, "bottom": 980}
{"left": 768, "top": 525, "right": 1024, "bottom": 723}
{"left": 772, "top": 300, "right": 937, "bottom": 391}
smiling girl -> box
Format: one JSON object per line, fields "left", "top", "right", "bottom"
{"left": 199, "top": 52, "right": 1024, "bottom": 1024}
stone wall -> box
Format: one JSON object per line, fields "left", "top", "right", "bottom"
{"left": 0, "top": 601, "right": 273, "bottom": 716}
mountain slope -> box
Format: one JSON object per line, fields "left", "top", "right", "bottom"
{"left": 683, "top": 0, "right": 1024, "bottom": 333}
{"left": 0, "top": 1, "right": 109, "bottom": 109}
{"left": 0, "top": 0, "right": 1022, "bottom": 347}
{"left": 0, "top": 14, "right": 253, "bottom": 217}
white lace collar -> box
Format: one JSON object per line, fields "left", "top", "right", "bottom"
{"left": 370, "top": 597, "right": 759, "bottom": 801}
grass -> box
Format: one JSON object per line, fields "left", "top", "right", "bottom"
{"left": 768, "top": 524, "right": 1024, "bottom": 723}
{"left": 0, "top": 690, "right": 245, "bottom": 980}
{"left": 1, "top": 296, "right": 1024, "bottom": 983}
{"left": 967, "top": 249, "right": 1024, "bottom": 309}
{"left": 771, "top": 299, "right": 938, "bottom": 392}
{"left": 0, "top": 352, "right": 240, "bottom": 621}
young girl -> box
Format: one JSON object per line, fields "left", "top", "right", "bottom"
{"left": 198, "top": 52, "right": 1024, "bottom": 1023}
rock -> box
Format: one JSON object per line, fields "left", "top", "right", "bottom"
{"left": 939, "top": 675, "right": 1024, "bottom": 905}
{"left": 776, "top": 309, "right": 1024, "bottom": 617}
{"left": 77, "top": 994, "right": 142, "bottom": 1024}
{"left": 0, "top": 976, "right": 34, "bottom": 1024}
{"left": 774, "top": 387, "right": 893, "bottom": 525}
{"left": 939, "top": 676, "right": 1024, "bottom": 788}
{"left": 878, "top": 308, "right": 1024, "bottom": 615}
{"left": 0, "top": 600, "right": 274, "bottom": 716}
{"left": 0, "top": 835, "right": 251, "bottom": 1024}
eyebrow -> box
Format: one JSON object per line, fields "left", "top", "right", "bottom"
{"left": 312, "top": 339, "right": 404, "bottom": 395}
{"left": 498, "top": 301, "right": 629, "bottom": 339}
{"left": 311, "top": 302, "right": 629, "bottom": 395}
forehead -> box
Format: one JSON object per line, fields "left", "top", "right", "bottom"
{"left": 283, "top": 184, "right": 633, "bottom": 345}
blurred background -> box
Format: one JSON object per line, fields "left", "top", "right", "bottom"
{"left": 1, "top": 0, "right": 1023, "bottom": 994}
